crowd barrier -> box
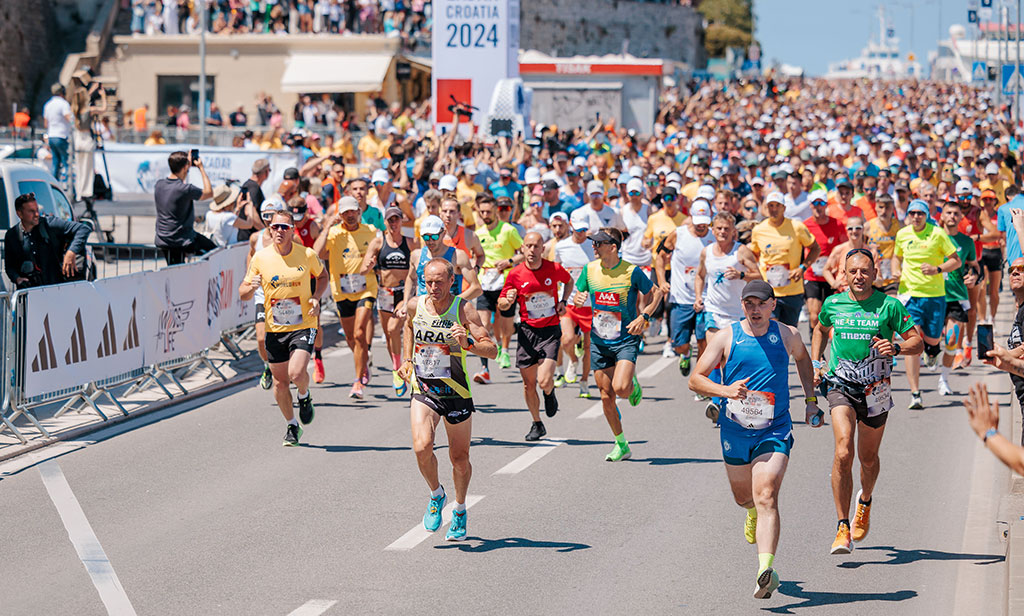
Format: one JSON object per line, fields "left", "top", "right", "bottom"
{"left": 0, "top": 243, "right": 254, "bottom": 444}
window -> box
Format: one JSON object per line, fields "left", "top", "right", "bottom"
{"left": 18, "top": 180, "right": 62, "bottom": 219}
{"left": 157, "top": 75, "right": 217, "bottom": 121}
{"left": 50, "top": 184, "right": 74, "bottom": 220}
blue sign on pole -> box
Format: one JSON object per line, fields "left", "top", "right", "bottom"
{"left": 1003, "top": 64, "right": 1024, "bottom": 95}
{"left": 968, "top": 9, "right": 978, "bottom": 23}
{"left": 973, "top": 61, "right": 989, "bottom": 82}
{"left": 982, "top": 0, "right": 992, "bottom": 7}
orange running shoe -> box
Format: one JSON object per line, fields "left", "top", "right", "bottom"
{"left": 952, "top": 351, "right": 964, "bottom": 370}
{"left": 830, "top": 522, "right": 853, "bottom": 555}
{"left": 313, "top": 358, "right": 325, "bottom": 383}
{"left": 852, "top": 489, "right": 871, "bottom": 542}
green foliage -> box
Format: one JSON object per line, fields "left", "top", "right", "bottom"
{"left": 697, "top": 0, "right": 753, "bottom": 33}
{"left": 704, "top": 23, "right": 752, "bottom": 58}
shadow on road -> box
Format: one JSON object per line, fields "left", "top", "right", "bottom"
{"left": 434, "top": 536, "right": 591, "bottom": 553}
{"left": 763, "top": 580, "right": 917, "bottom": 614}
{"left": 471, "top": 436, "right": 648, "bottom": 449}
{"left": 836, "top": 545, "right": 1004, "bottom": 569}
{"left": 627, "top": 456, "right": 719, "bottom": 466}
{"left": 299, "top": 443, "right": 411, "bottom": 453}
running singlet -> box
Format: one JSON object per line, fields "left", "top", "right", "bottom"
{"left": 669, "top": 225, "right": 715, "bottom": 304}
{"left": 253, "top": 231, "right": 268, "bottom": 305}
{"left": 818, "top": 290, "right": 915, "bottom": 416}
{"left": 644, "top": 208, "right": 685, "bottom": 266}
{"left": 894, "top": 223, "right": 957, "bottom": 298}
{"left": 865, "top": 216, "right": 901, "bottom": 286}
{"left": 576, "top": 259, "right": 653, "bottom": 345}
{"left": 555, "top": 237, "right": 595, "bottom": 310}
{"left": 721, "top": 320, "right": 791, "bottom": 431}
{"left": 704, "top": 243, "right": 747, "bottom": 322}
{"left": 803, "top": 216, "right": 847, "bottom": 282}
{"left": 569, "top": 204, "right": 625, "bottom": 233}
{"left": 501, "top": 260, "right": 571, "bottom": 328}
{"left": 295, "top": 217, "right": 317, "bottom": 249}
{"left": 378, "top": 235, "right": 411, "bottom": 270}
{"left": 749, "top": 218, "right": 816, "bottom": 297}
{"left": 477, "top": 221, "right": 523, "bottom": 291}
{"left": 443, "top": 225, "right": 472, "bottom": 258}
{"left": 416, "top": 245, "right": 463, "bottom": 296}
{"left": 245, "top": 245, "right": 324, "bottom": 333}
{"left": 325, "top": 223, "right": 378, "bottom": 300}
{"left": 944, "top": 232, "right": 976, "bottom": 303}
{"left": 619, "top": 205, "right": 652, "bottom": 266}
{"left": 411, "top": 296, "right": 472, "bottom": 399}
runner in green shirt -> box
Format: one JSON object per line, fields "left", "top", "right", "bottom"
{"left": 938, "top": 200, "right": 979, "bottom": 396}
{"left": 811, "top": 248, "right": 922, "bottom": 556}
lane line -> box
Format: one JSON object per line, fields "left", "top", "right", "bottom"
{"left": 287, "top": 600, "right": 338, "bottom": 616}
{"left": 492, "top": 439, "right": 565, "bottom": 475}
{"left": 327, "top": 348, "right": 351, "bottom": 358}
{"left": 577, "top": 355, "right": 675, "bottom": 419}
{"left": 385, "top": 494, "right": 484, "bottom": 551}
{"left": 577, "top": 401, "right": 604, "bottom": 420}
{"left": 38, "top": 460, "right": 137, "bottom": 616}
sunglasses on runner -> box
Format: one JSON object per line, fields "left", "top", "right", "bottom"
{"left": 627, "top": 191, "right": 642, "bottom": 197}
{"left": 421, "top": 232, "right": 442, "bottom": 242}
{"left": 270, "top": 223, "right": 293, "bottom": 232}
{"left": 846, "top": 225, "right": 863, "bottom": 231}
{"left": 811, "top": 200, "right": 827, "bottom": 206}
{"left": 906, "top": 210, "right": 927, "bottom": 217}
{"left": 1011, "top": 266, "right": 1024, "bottom": 275}
{"left": 663, "top": 195, "right": 676, "bottom": 201}
{"left": 846, "top": 247, "right": 873, "bottom": 261}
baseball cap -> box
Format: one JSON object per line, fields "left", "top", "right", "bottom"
{"left": 741, "top": 280, "right": 775, "bottom": 301}
{"left": 549, "top": 212, "right": 568, "bottom": 224}
{"left": 690, "top": 200, "right": 712, "bottom": 225}
{"left": 662, "top": 185, "right": 679, "bottom": 198}
{"left": 981, "top": 188, "right": 998, "bottom": 200}
{"left": 906, "top": 199, "right": 930, "bottom": 215}
{"left": 462, "top": 162, "right": 478, "bottom": 176}
{"left": 808, "top": 189, "right": 827, "bottom": 204}
{"left": 499, "top": 167, "right": 513, "bottom": 177}
{"left": 542, "top": 179, "right": 560, "bottom": 191}
{"left": 586, "top": 180, "right": 605, "bottom": 195}
{"left": 955, "top": 180, "right": 973, "bottom": 196}
{"left": 697, "top": 185, "right": 716, "bottom": 201}
{"left": 338, "top": 196, "right": 360, "bottom": 214}
{"left": 371, "top": 169, "right": 391, "bottom": 185}
{"left": 439, "top": 174, "right": 458, "bottom": 192}
{"left": 617, "top": 173, "right": 631, "bottom": 185}
{"left": 626, "top": 178, "right": 644, "bottom": 194}
{"left": 524, "top": 167, "right": 541, "bottom": 184}
{"left": 384, "top": 206, "right": 403, "bottom": 220}
{"left": 261, "top": 194, "right": 287, "bottom": 213}
{"left": 420, "top": 215, "right": 444, "bottom": 235}
{"left": 750, "top": 176, "right": 765, "bottom": 186}
{"left": 283, "top": 167, "right": 300, "bottom": 180}
{"left": 571, "top": 217, "right": 590, "bottom": 232}
{"left": 986, "top": 162, "right": 1000, "bottom": 175}
{"left": 589, "top": 229, "right": 621, "bottom": 246}
{"left": 428, "top": 170, "right": 443, "bottom": 181}
{"left": 766, "top": 191, "right": 785, "bottom": 205}
{"left": 835, "top": 177, "right": 853, "bottom": 189}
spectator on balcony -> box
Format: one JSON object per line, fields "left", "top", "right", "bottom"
{"left": 230, "top": 105, "right": 248, "bottom": 127}
{"left": 145, "top": 129, "right": 166, "bottom": 146}
{"left": 207, "top": 102, "right": 224, "bottom": 127}
{"left": 155, "top": 151, "right": 215, "bottom": 265}
{"left": 4, "top": 192, "right": 91, "bottom": 289}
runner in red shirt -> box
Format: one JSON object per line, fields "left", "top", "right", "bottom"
{"left": 803, "top": 190, "right": 847, "bottom": 331}
{"left": 498, "top": 231, "right": 573, "bottom": 441}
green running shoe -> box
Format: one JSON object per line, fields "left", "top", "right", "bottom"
{"left": 554, "top": 374, "right": 566, "bottom": 388}
{"left": 574, "top": 340, "right": 584, "bottom": 358}
{"left": 628, "top": 375, "right": 643, "bottom": 407}
{"left": 744, "top": 508, "right": 757, "bottom": 544}
{"left": 260, "top": 365, "right": 273, "bottom": 390}
{"left": 754, "top": 568, "right": 780, "bottom": 599}
{"left": 497, "top": 347, "right": 512, "bottom": 369}
{"left": 605, "top": 441, "right": 632, "bottom": 462}
{"left": 678, "top": 357, "right": 691, "bottom": 377}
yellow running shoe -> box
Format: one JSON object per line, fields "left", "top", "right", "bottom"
{"left": 744, "top": 508, "right": 757, "bottom": 544}
{"left": 852, "top": 489, "right": 871, "bottom": 542}
{"left": 830, "top": 522, "right": 853, "bottom": 555}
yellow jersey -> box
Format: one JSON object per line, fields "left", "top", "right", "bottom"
{"left": 246, "top": 245, "right": 324, "bottom": 333}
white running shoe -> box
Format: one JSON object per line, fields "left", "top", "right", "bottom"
{"left": 659, "top": 319, "right": 669, "bottom": 337}
{"left": 938, "top": 377, "right": 953, "bottom": 396}
{"left": 662, "top": 341, "right": 677, "bottom": 358}
{"left": 565, "top": 359, "right": 577, "bottom": 384}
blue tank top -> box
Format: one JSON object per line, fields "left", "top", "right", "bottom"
{"left": 721, "top": 320, "right": 791, "bottom": 431}
{"left": 416, "top": 245, "right": 463, "bottom": 296}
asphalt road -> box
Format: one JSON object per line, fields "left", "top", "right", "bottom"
{"left": 0, "top": 320, "right": 1011, "bottom": 615}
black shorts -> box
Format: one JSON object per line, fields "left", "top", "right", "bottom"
{"left": 413, "top": 393, "right": 475, "bottom": 425}
{"left": 516, "top": 324, "right": 561, "bottom": 368}
{"left": 873, "top": 282, "right": 899, "bottom": 294}
{"left": 337, "top": 297, "right": 375, "bottom": 319}
{"left": 265, "top": 328, "right": 316, "bottom": 364}
{"left": 826, "top": 388, "right": 888, "bottom": 429}
{"left": 255, "top": 302, "right": 265, "bottom": 324}
{"left": 804, "top": 280, "right": 834, "bottom": 302}
{"left": 980, "top": 247, "right": 1003, "bottom": 273}
{"left": 945, "top": 300, "right": 968, "bottom": 323}
{"left": 477, "top": 289, "right": 516, "bottom": 317}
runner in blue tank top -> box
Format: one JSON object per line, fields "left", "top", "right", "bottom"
{"left": 689, "top": 280, "right": 821, "bottom": 601}
{"left": 397, "top": 215, "right": 481, "bottom": 319}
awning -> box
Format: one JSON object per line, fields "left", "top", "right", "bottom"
{"left": 281, "top": 53, "right": 393, "bottom": 93}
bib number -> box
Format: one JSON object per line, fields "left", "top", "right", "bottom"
{"left": 414, "top": 343, "right": 451, "bottom": 378}
{"left": 338, "top": 273, "right": 367, "bottom": 294}
{"left": 480, "top": 268, "right": 504, "bottom": 291}
{"left": 593, "top": 309, "right": 622, "bottom": 340}
{"left": 766, "top": 265, "right": 790, "bottom": 288}
{"left": 271, "top": 297, "right": 303, "bottom": 326}
{"left": 526, "top": 291, "right": 556, "bottom": 320}
{"left": 811, "top": 256, "right": 828, "bottom": 276}
{"left": 727, "top": 390, "right": 776, "bottom": 430}
{"left": 864, "top": 379, "right": 892, "bottom": 417}
{"left": 377, "top": 287, "right": 396, "bottom": 313}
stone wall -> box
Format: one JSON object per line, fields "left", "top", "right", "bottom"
{"left": 521, "top": 0, "right": 706, "bottom": 67}
{"left": 0, "top": 0, "right": 59, "bottom": 124}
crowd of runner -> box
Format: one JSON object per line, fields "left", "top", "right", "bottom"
{"left": 234, "top": 77, "right": 1024, "bottom": 599}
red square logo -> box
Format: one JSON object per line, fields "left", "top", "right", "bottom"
{"left": 436, "top": 78, "right": 472, "bottom": 124}
{"left": 595, "top": 291, "right": 619, "bottom": 308}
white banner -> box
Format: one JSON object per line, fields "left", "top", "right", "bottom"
{"left": 141, "top": 263, "right": 216, "bottom": 366}
{"left": 94, "top": 143, "right": 301, "bottom": 197}
{"left": 204, "top": 243, "right": 255, "bottom": 333}
{"left": 431, "top": 0, "right": 519, "bottom": 129}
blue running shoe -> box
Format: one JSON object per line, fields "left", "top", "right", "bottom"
{"left": 446, "top": 508, "right": 468, "bottom": 541}
{"left": 423, "top": 489, "right": 446, "bottom": 532}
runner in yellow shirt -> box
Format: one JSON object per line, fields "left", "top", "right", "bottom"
{"left": 749, "top": 191, "right": 820, "bottom": 327}
{"left": 863, "top": 194, "right": 902, "bottom": 294}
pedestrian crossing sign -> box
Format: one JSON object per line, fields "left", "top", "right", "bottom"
{"left": 973, "top": 62, "right": 988, "bottom": 83}
{"left": 1003, "top": 64, "right": 1024, "bottom": 95}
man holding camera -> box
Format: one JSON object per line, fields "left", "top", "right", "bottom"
{"left": 154, "top": 150, "right": 215, "bottom": 265}
{"left": 4, "top": 192, "right": 91, "bottom": 289}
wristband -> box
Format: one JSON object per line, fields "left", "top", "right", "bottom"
{"left": 893, "top": 342, "right": 902, "bottom": 356}
{"left": 811, "top": 360, "right": 825, "bottom": 369}
{"left": 740, "top": 271, "right": 746, "bottom": 280}
{"left": 983, "top": 428, "right": 998, "bottom": 443}
{"left": 805, "top": 396, "right": 818, "bottom": 404}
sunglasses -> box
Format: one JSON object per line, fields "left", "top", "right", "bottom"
{"left": 261, "top": 212, "right": 276, "bottom": 221}
{"left": 846, "top": 247, "right": 873, "bottom": 261}
{"left": 1011, "top": 266, "right": 1024, "bottom": 275}
{"left": 421, "top": 232, "right": 442, "bottom": 242}
{"left": 663, "top": 195, "right": 677, "bottom": 201}
{"left": 907, "top": 211, "right": 927, "bottom": 216}
{"left": 627, "top": 191, "right": 642, "bottom": 196}
{"left": 498, "top": 206, "right": 513, "bottom": 211}
{"left": 270, "top": 223, "right": 294, "bottom": 231}
{"left": 811, "top": 200, "right": 827, "bottom": 206}
{"left": 846, "top": 225, "right": 863, "bottom": 231}
{"left": 957, "top": 195, "right": 972, "bottom": 201}
{"left": 429, "top": 180, "right": 439, "bottom": 186}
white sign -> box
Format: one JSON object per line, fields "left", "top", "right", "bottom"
{"left": 94, "top": 143, "right": 300, "bottom": 197}
{"left": 431, "top": 0, "right": 520, "bottom": 130}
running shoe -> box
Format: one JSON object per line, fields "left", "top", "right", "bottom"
{"left": 925, "top": 353, "right": 939, "bottom": 371}
{"left": 754, "top": 568, "right": 780, "bottom": 599}
{"left": 744, "top": 508, "right": 757, "bottom": 544}
{"left": 446, "top": 509, "right": 467, "bottom": 541}
{"left": 368, "top": 350, "right": 374, "bottom": 368}
{"left": 260, "top": 365, "right": 273, "bottom": 390}
{"left": 659, "top": 319, "right": 669, "bottom": 337}
{"left": 831, "top": 522, "right": 853, "bottom": 554}
{"left": 578, "top": 382, "right": 592, "bottom": 398}
{"left": 543, "top": 390, "right": 559, "bottom": 417}
{"left": 678, "top": 356, "right": 691, "bottom": 377}
{"left": 694, "top": 393, "right": 710, "bottom": 402}
{"left": 313, "top": 358, "right": 325, "bottom": 384}
{"left": 908, "top": 392, "right": 924, "bottom": 410}
{"left": 565, "top": 360, "right": 577, "bottom": 384}
{"left": 662, "top": 342, "right": 676, "bottom": 358}
{"left": 963, "top": 346, "right": 973, "bottom": 367}
{"left": 423, "top": 489, "right": 446, "bottom": 532}
{"left": 283, "top": 423, "right": 302, "bottom": 447}
{"left": 349, "top": 382, "right": 364, "bottom": 400}
{"left": 638, "top": 338, "right": 645, "bottom": 354}
{"left": 525, "top": 421, "right": 546, "bottom": 441}
{"left": 952, "top": 350, "right": 964, "bottom": 370}
{"left": 360, "top": 368, "right": 370, "bottom": 386}
{"left": 574, "top": 340, "right": 584, "bottom": 358}
{"left": 852, "top": 490, "right": 871, "bottom": 542}
{"left": 297, "top": 394, "right": 315, "bottom": 425}
{"left": 392, "top": 370, "right": 408, "bottom": 397}
{"left": 497, "top": 347, "right": 512, "bottom": 369}
{"left": 938, "top": 378, "right": 953, "bottom": 396}
{"left": 473, "top": 370, "right": 491, "bottom": 384}
{"left": 554, "top": 374, "right": 566, "bottom": 388}
{"left": 706, "top": 401, "right": 720, "bottom": 424}
{"left": 606, "top": 441, "right": 632, "bottom": 462}
{"left": 628, "top": 376, "right": 643, "bottom": 407}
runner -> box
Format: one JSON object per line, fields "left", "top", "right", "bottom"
{"left": 554, "top": 218, "right": 596, "bottom": 399}
{"left": 937, "top": 200, "right": 978, "bottom": 395}
{"left": 643, "top": 185, "right": 687, "bottom": 357}
{"left": 570, "top": 180, "right": 626, "bottom": 232}
{"left": 811, "top": 249, "right": 922, "bottom": 554}
{"left": 544, "top": 212, "right": 570, "bottom": 260}
{"left": 440, "top": 197, "right": 484, "bottom": 266}
{"left": 239, "top": 210, "right": 328, "bottom": 446}
{"left": 893, "top": 199, "right": 962, "bottom": 410}
{"left": 689, "top": 280, "right": 821, "bottom": 599}
{"left": 474, "top": 196, "right": 524, "bottom": 381}
{"left": 398, "top": 257, "right": 497, "bottom": 541}
{"left": 958, "top": 187, "right": 987, "bottom": 366}
{"left": 863, "top": 195, "right": 901, "bottom": 294}
{"left": 574, "top": 227, "right": 663, "bottom": 461}
{"left": 618, "top": 178, "right": 653, "bottom": 348}
{"left": 247, "top": 196, "right": 290, "bottom": 391}
{"left": 824, "top": 217, "right": 879, "bottom": 292}
{"left": 802, "top": 190, "right": 847, "bottom": 331}
{"left": 748, "top": 191, "right": 821, "bottom": 327}
{"left": 313, "top": 196, "right": 379, "bottom": 399}
{"left": 497, "top": 232, "right": 573, "bottom": 440}
{"left": 362, "top": 206, "right": 413, "bottom": 397}
{"left": 402, "top": 215, "right": 482, "bottom": 312}
{"left": 289, "top": 195, "right": 326, "bottom": 383}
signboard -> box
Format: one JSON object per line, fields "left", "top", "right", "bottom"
{"left": 973, "top": 61, "right": 989, "bottom": 82}
{"left": 1003, "top": 64, "right": 1024, "bottom": 95}
{"left": 968, "top": 9, "right": 978, "bottom": 23}
{"left": 431, "top": 0, "right": 520, "bottom": 129}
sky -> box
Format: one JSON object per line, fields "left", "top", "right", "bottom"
{"left": 753, "top": 0, "right": 977, "bottom": 76}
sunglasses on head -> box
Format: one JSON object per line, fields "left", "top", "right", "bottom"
{"left": 846, "top": 247, "right": 873, "bottom": 261}
{"left": 421, "top": 232, "right": 442, "bottom": 242}
{"left": 270, "top": 222, "right": 293, "bottom": 231}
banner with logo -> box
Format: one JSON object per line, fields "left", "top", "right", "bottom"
{"left": 204, "top": 243, "right": 255, "bottom": 334}
{"left": 140, "top": 263, "right": 217, "bottom": 366}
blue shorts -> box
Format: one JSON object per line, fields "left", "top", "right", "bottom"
{"left": 704, "top": 312, "right": 739, "bottom": 332}
{"left": 720, "top": 420, "right": 794, "bottom": 466}
{"left": 904, "top": 295, "right": 945, "bottom": 340}
{"left": 669, "top": 303, "right": 707, "bottom": 348}
{"left": 591, "top": 338, "right": 640, "bottom": 371}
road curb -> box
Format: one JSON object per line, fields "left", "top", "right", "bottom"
{"left": 0, "top": 371, "right": 258, "bottom": 464}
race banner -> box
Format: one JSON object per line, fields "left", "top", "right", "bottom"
{"left": 204, "top": 243, "right": 254, "bottom": 334}
{"left": 141, "top": 262, "right": 218, "bottom": 366}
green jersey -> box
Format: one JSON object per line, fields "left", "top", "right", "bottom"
{"left": 818, "top": 290, "right": 915, "bottom": 386}
{"left": 943, "top": 231, "right": 976, "bottom": 303}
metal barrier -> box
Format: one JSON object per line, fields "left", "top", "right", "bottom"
{"left": 89, "top": 242, "right": 168, "bottom": 278}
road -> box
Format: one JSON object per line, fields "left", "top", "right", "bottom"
{"left": 0, "top": 322, "right": 1011, "bottom": 615}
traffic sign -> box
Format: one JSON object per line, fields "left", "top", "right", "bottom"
{"left": 982, "top": 0, "right": 992, "bottom": 7}
{"left": 1003, "top": 64, "right": 1024, "bottom": 95}
{"left": 968, "top": 9, "right": 978, "bottom": 23}
{"left": 973, "top": 61, "right": 989, "bottom": 82}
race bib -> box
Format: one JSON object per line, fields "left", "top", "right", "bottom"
{"left": 811, "top": 256, "right": 828, "bottom": 276}
{"left": 481, "top": 267, "right": 504, "bottom": 291}
{"left": 414, "top": 343, "right": 451, "bottom": 378}
{"left": 879, "top": 258, "right": 893, "bottom": 281}
{"left": 270, "top": 297, "right": 303, "bottom": 326}
{"left": 377, "top": 287, "right": 396, "bottom": 313}
{"left": 593, "top": 309, "right": 622, "bottom": 340}
{"left": 567, "top": 267, "right": 584, "bottom": 302}
{"left": 525, "top": 291, "right": 557, "bottom": 320}
{"left": 727, "top": 390, "right": 776, "bottom": 430}
{"left": 864, "top": 379, "right": 892, "bottom": 417}
{"left": 338, "top": 273, "right": 367, "bottom": 294}
{"left": 766, "top": 265, "right": 790, "bottom": 288}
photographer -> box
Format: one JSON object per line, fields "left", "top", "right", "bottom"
{"left": 4, "top": 193, "right": 91, "bottom": 289}
{"left": 205, "top": 184, "right": 256, "bottom": 247}
{"left": 154, "top": 150, "right": 215, "bottom": 265}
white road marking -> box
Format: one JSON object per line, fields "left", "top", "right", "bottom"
{"left": 577, "top": 402, "right": 604, "bottom": 420}
{"left": 327, "top": 347, "right": 351, "bottom": 358}
{"left": 576, "top": 356, "right": 674, "bottom": 419}
{"left": 492, "top": 439, "right": 565, "bottom": 475}
{"left": 385, "top": 494, "right": 484, "bottom": 551}
{"left": 38, "top": 460, "right": 137, "bottom": 616}
{"left": 287, "top": 600, "right": 338, "bottom": 616}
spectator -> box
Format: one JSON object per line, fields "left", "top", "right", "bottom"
{"left": 240, "top": 158, "right": 270, "bottom": 240}
{"left": 4, "top": 192, "right": 91, "bottom": 289}
{"left": 42, "top": 83, "right": 73, "bottom": 185}
{"left": 207, "top": 102, "right": 224, "bottom": 126}
{"left": 964, "top": 384, "right": 1024, "bottom": 475}
{"left": 230, "top": 105, "right": 248, "bottom": 127}
{"left": 145, "top": 129, "right": 166, "bottom": 145}
{"left": 154, "top": 150, "right": 215, "bottom": 265}
{"left": 132, "top": 103, "right": 149, "bottom": 133}
{"left": 205, "top": 184, "right": 256, "bottom": 247}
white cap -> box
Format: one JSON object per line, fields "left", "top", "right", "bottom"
{"left": 549, "top": 211, "right": 569, "bottom": 223}
{"left": 420, "top": 215, "right": 444, "bottom": 235}
{"left": 666, "top": 172, "right": 682, "bottom": 184}
{"left": 690, "top": 199, "right": 712, "bottom": 225}
{"left": 261, "top": 194, "right": 287, "bottom": 213}
{"left": 463, "top": 162, "right": 478, "bottom": 175}
{"left": 986, "top": 162, "right": 1000, "bottom": 175}
{"left": 856, "top": 143, "right": 870, "bottom": 156}
{"left": 573, "top": 156, "right": 587, "bottom": 168}
{"left": 570, "top": 214, "right": 590, "bottom": 231}
{"left": 808, "top": 189, "right": 828, "bottom": 203}
{"left": 371, "top": 168, "right": 391, "bottom": 185}
{"left": 617, "top": 173, "right": 631, "bottom": 185}
{"left": 697, "top": 185, "right": 716, "bottom": 201}
{"left": 887, "top": 156, "right": 902, "bottom": 168}
{"left": 629, "top": 165, "right": 644, "bottom": 179}
{"left": 626, "top": 178, "right": 644, "bottom": 194}
{"left": 766, "top": 191, "right": 785, "bottom": 205}
{"left": 338, "top": 196, "right": 360, "bottom": 214}
{"left": 439, "top": 174, "right": 458, "bottom": 192}
{"left": 524, "top": 167, "right": 541, "bottom": 184}
{"left": 586, "top": 180, "right": 605, "bottom": 195}
{"left": 955, "top": 179, "right": 973, "bottom": 195}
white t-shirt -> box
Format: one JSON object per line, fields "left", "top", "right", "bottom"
{"left": 619, "top": 203, "right": 651, "bottom": 266}
{"left": 669, "top": 225, "right": 715, "bottom": 304}
{"left": 206, "top": 210, "right": 239, "bottom": 247}
{"left": 43, "top": 96, "right": 72, "bottom": 140}
{"left": 570, "top": 203, "right": 624, "bottom": 233}
{"left": 784, "top": 191, "right": 811, "bottom": 221}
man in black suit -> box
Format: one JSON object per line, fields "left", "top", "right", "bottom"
{"left": 4, "top": 192, "right": 91, "bottom": 288}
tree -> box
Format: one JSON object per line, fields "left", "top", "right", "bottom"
{"left": 697, "top": 0, "right": 753, "bottom": 58}
{"left": 704, "top": 23, "right": 753, "bottom": 59}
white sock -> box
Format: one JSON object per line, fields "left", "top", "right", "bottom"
{"left": 940, "top": 365, "right": 951, "bottom": 379}
{"left": 288, "top": 418, "right": 299, "bottom": 426}
{"left": 298, "top": 388, "right": 310, "bottom": 399}
{"left": 453, "top": 502, "right": 466, "bottom": 513}
{"left": 430, "top": 485, "right": 444, "bottom": 498}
